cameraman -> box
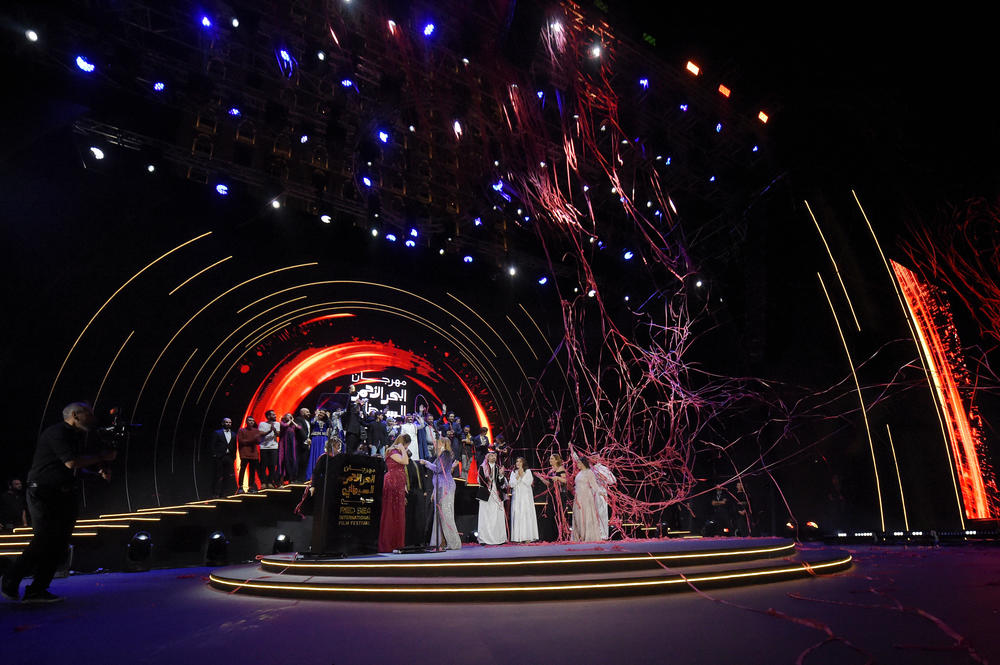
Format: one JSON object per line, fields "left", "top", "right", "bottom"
{"left": 2, "top": 403, "right": 115, "bottom": 603}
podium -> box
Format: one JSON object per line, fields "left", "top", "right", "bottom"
{"left": 310, "top": 454, "right": 385, "bottom": 556}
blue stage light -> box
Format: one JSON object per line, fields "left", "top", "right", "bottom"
{"left": 709, "top": 175, "right": 716, "bottom": 182}
{"left": 25, "top": 30, "right": 39, "bottom": 42}
{"left": 639, "top": 77, "right": 649, "bottom": 89}
{"left": 752, "top": 145, "right": 759, "bottom": 153}
{"left": 153, "top": 81, "right": 165, "bottom": 91}
{"left": 386, "top": 233, "right": 397, "bottom": 242}
{"left": 623, "top": 250, "right": 634, "bottom": 260}
{"left": 279, "top": 49, "right": 291, "bottom": 62}
{"left": 409, "top": 228, "right": 418, "bottom": 237}
{"left": 320, "top": 214, "right": 332, "bottom": 224}
{"left": 463, "top": 255, "right": 473, "bottom": 263}
{"left": 362, "top": 176, "right": 372, "bottom": 187}
{"left": 423, "top": 23, "right": 435, "bottom": 36}
{"left": 231, "top": 17, "right": 239, "bottom": 28}
{"left": 75, "top": 56, "right": 95, "bottom": 73}
{"left": 89, "top": 147, "right": 105, "bottom": 160}
{"left": 679, "top": 104, "right": 688, "bottom": 112}
{"left": 228, "top": 107, "right": 240, "bottom": 117}
{"left": 378, "top": 130, "right": 389, "bottom": 143}
{"left": 492, "top": 180, "right": 504, "bottom": 191}
{"left": 300, "top": 135, "right": 309, "bottom": 143}
{"left": 200, "top": 16, "right": 212, "bottom": 28}
{"left": 215, "top": 184, "right": 229, "bottom": 196}
{"left": 404, "top": 240, "right": 416, "bottom": 248}
{"left": 340, "top": 78, "right": 354, "bottom": 88}
{"left": 473, "top": 217, "right": 482, "bottom": 226}
{"left": 715, "top": 122, "right": 722, "bottom": 133}
{"left": 537, "top": 276, "right": 548, "bottom": 285}
{"left": 536, "top": 91, "right": 544, "bottom": 99}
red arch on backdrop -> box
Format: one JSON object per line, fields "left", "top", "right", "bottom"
{"left": 241, "top": 340, "right": 492, "bottom": 439}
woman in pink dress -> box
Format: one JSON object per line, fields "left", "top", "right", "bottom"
{"left": 377, "top": 435, "right": 410, "bottom": 553}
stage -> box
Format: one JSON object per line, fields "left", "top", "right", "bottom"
{"left": 209, "top": 537, "right": 851, "bottom": 601}
{"left": 3, "top": 545, "right": 997, "bottom": 664}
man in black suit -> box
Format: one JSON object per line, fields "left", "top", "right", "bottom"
{"left": 473, "top": 427, "right": 490, "bottom": 466}
{"left": 404, "top": 454, "right": 434, "bottom": 547}
{"left": 371, "top": 413, "right": 390, "bottom": 457}
{"left": 293, "top": 408, "right": 312, "bottom": 482}
{"left": 209, "top": 417, "right": 237, "bottom": 497}
{"left": 342, "top": 386, "right": 363, "bottom": 454}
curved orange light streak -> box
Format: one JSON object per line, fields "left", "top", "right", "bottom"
{"left": 893, "top": 261, "right": 994, "bottom": 519}
{"left": 300, "top": 313, "right": 355, "bottom": 326}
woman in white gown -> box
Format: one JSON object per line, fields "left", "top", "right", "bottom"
{"left": 571, "top": 456, "right": 603, "bottom": 542}
{"left": 509, "top": 457, "right": 539, "bottom": 542}
{"left": 476, "top": 450, "right": 508, "bottom": 545}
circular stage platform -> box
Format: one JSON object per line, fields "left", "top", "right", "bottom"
{"left": 208, "top": 537, "right": 851, "bottom": 601}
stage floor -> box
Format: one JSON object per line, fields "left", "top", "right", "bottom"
{"left": 2, "top": 545, "right": 998, "bottom": 664}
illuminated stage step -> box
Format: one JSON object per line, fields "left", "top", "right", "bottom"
{"left": 258, "top": 537, "right": 798, "bottom": 577}
{"left": 0, "top": 485, "right": 310, "bottom": 565}
{"left": 208, "top": 539, "right": 852, "bottom": 601}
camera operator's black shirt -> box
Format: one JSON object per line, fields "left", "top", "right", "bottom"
{"left": 27, "top": 422, "right": 84, "bottom": 489}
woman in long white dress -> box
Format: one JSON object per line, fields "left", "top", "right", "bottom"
{"left": 418, "top": 438, "right": 462, "bottom": 550}
{"left": 509, "top": 457, "right": 539, "bottom": 542}
{"left": 592, "top": 462, "right": 616, "bottom": 540}
{"left": 476, "top": 451, "right": 508, "bottom": 545}
{"left": 571, "top": 456, "right": 602, "bottom": 542}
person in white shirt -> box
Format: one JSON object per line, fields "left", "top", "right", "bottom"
{"left": 257, "top": 410, "right": 280, "bottom": 488}
{"left": 400, "top": 414, "right": 420, "bottom": 460}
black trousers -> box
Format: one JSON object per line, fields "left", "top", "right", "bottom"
{"left": 239, "top": 457, "right": 259, "bottom": 490}
{"left": 7, "top": 485, "right": 78, "bottom": 592}
{"left": 260, "top": 449, "right": 278, "bottom": 486}
{"left": 295, "top": 443, "right": 310, "bottom": 482}
{"left": 211, "top": 455, "right": 235, "bottom": 497}
{"left": 344, "top": 432, "right": 361, "bottom": 455}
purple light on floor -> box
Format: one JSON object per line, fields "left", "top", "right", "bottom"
{"left": 423, "top": 23, "right": 435, "bottom": 36}
{"left": 75, "top": 56, "right": 95, "bottom": 73}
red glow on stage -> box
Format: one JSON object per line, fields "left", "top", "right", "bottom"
{"left": 299, "top": 313, "right": 356, "bottom": 326}
{"left": 242, "top": 343, "right": 493, "bottom": 441}
{"left": 893, "top": 261, "right": 998, "bottom": 519}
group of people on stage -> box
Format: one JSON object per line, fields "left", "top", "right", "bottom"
{"left": 209, "top": 391, "right": 508, "bottom": 496}
{"left": 376, "top": 438, "right": 617, "bottom": 552}
{"left": 207, "top": 391, "right": 618, "bottom": 550}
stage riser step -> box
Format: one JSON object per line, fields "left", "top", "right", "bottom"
{"left": 260, "top": 547, "right": 797, "bottom": 577}
{"left": 209, "top": 551, "right": 852, "bottom": 601}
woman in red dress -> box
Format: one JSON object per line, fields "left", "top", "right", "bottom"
{"left": 377, "top": 435, "right": 410, "bottom": 553}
